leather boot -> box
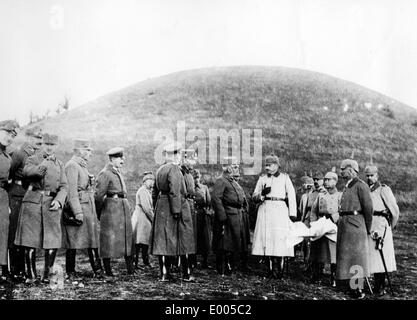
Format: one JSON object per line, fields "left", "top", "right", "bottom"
{"left": 65, "top": 249, "right": 76, "bottom": 278}
{"left": 134, "top": 244, "right": 140, "bottom": 269}
{"left": 1, "top": 265, "right": 13, "bottom": 284}
{"left": 311, "top": 262, "right": 319, "bottom": 283}
{"left": 158, "top": 255, "right": 170, "bottom": 282}
{"left": 24, "top": 248, "right": 38, "bottom": 284}
{"left": 15, "top": 246, "right": 26, "bottom": 281}
{"left": 87, "top": 248, "right": 103, "bottom": 279}
{"left": 266, "top": 256, "right": 273, "bottom": 278}
{"left": 216, "top": 250, "right": 225, "bottom": 275}
{"left": 374, "top": 273, "right": 386, "bottom": 297}
{"left": 48, "top": 249, "right": 57, "bottom": 268}
{"left": 330, "top": 264, "right": 337, "bottom": 287}
{"left": 201, "top": 254, "right": 209, "bottom": 269}
{"left": 103, "top": 258, "right": 114, "bottom": 277}
{"left": 181, "top": 254, "right": 195, "bottom": 282}
{"left": 141, "top": 244, "right": 151, "bottom": 267}
{"left": 240, "top": 251, "right": 252, "bottom": 272}
{"left": 42, "top": 250, "right": 51, "bottom": 283}
{"left": 124, "top": 255, "right": 135, "bottom": 275}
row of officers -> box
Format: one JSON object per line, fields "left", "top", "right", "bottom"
{"left": 0, "top": 120, "right": 400, "bottom": 299}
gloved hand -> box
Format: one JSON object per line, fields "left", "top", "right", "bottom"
{"left": 38, "top": 165, "right": 47, "bottom": 176}
{"left": 50, "top": 200, "right": 60, "bottom": 211}
{"left": 173, "top": 212, "right": 182, "bottom": 220}
{"left": 261, "top": 186, "right": 271, "bottom": 196}
{"left": 75, "top": 213, "right": 84, "bottom": 223}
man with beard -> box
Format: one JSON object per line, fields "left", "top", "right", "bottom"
{"left": 337, "top": 159, "right": 373, "bottom": 299}
{"left": 63, "top": 139, "right": 102, "bottom": 280}
{"left": 95, "top": 147, "right": 134, "bottom": 277}
{"left": 309, "top": 171, "right": 341, "bottom": 286}
{"left": 14, "top": 133, "right": 68, "bottom": 284}
{"left": 365, "top": 165, "right": 400, "bottom": 297}
{"left": 211, "top": 156, "right": 249, "bottom": 276}
{"left": 0, "top": 120, "right": 20, "bottom": 283}
{"left": 151, "top": 142, "right": 195, "bottom": 282}
{"left": 251, "top": 154, "right": 297, "bottom": 279}
{"left": 8, "top": 125, "right": 42, "bottom": 282}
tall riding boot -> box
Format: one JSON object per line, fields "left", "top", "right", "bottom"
{"left": 42, "top": 250, "right": 51, "bottom": 283}
{"left": 216, "top": 250, "right": 225, "bottom": 275}
{"left": 15, "top": 246, "right": 26, "bottom": 280}
{"left": 87, "top": 248, "right": 103, "bottom": 278}
{"left": 374, "top": 273, "right": 386, "bottom": 296}
{"left": 225, "top": 251, "right": 235, "bottom": 275}
{"left": 266, "top": 256, "right": 273, "bottom": 277}
{"left": 65, "top": 249, "right": 76, "bottom": 276}
{"left": 311, "top": 262, "right": 319, "bottom": 283}
{"left": 141, "top": 244, "right": 150, "bottom": 266}
{"left": 158, "top": 255, "right": 170, "bottom": 282}
{"left": 181, "top": 254, "right": 195, "bottom": 282}
{"left": 201, "top": 254, "right": 209, "bottom": 269}
{"left": 1, "top": 265, "right": 12, "bottom": 283}
{"left": 134, "top": 244, "right": 140, "bottom": 269}
{"left": 330, "top": 263, "right": 337, "bottom": 287}
{"left": 124, "top": 255, "right": 135, "bottom": 275}
{"left": 103, "top": 258, "right": 114, "bottom": 277}
{"left": 277, "top": 257, "right": 284, "bottom": 279}
{"left": 24, "top": 248, "right": 38, "bottom": 283}
{"left": 240, "top": 251, "right": 251, "bottom": 272}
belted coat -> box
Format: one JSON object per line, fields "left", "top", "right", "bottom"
{"left": 0, "top": 146, "right": 11, "bottom": 265}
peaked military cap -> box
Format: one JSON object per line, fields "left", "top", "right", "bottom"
{"left": 74, "top": 139, "right": 93, "bottom": 150}
{"left": 25, "top": 125, "right": 42, "bottom": 138}
{"left": 142, "top": 171, "right": 155, "bottom": 183}
{"left": 324, "top": 172, "right": 338, "bottom": 181}
{"left": 340, "top": 159, "right": 359, "bottom": 172}
{"left": 163, "top": 142, "right": 183, "bottom": 154}
{"left": 0, "top": 120, "right": 20, "bottom": 136}
{"left": 313, "top": 171, "right": 324, "bottom": 180}
{"left": 301, "top": 175, "right": 314, "bottom": 185}
{"left": 106, "top": 147, "right": 124, "bottom": 157}
{"left": 265, "top": 154, "right": 280, "bottom": 165}
{"left": 364, "top": 165, "right": 378, "bottom": 175}
{"left": 42, "top": 133, "right": 59, "bottom": 145}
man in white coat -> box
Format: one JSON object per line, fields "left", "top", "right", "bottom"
{"left": 252, "top": 154, "right": 297, "bottom": 279}
{"left": 365, "top": 165, "right": 400, "bottom": 297}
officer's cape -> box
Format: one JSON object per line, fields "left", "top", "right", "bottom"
{"left": 286, "top": 217, "right": 337, "bottom": 248}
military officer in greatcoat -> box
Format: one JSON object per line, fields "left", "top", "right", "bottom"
{"left": 63, "top": 139, "right": 102, "bottom": 279}
{"left": 365, "top": 165, "right": 400, "bottom": 297}
{"left": 0, "top": 120, "right": 20, "bottom": 283}
{"left": 95, "top": 147, "right": 134, "bottom": 277}
{"left": 180, "top": 149, "right": 197, "bottom": 269}
{"left": 8, "top": 125, "right": 42, "bottom": 281}
{"left": 252, "top": 154, "right": 297, "bottom": 279}
{"left": 211, "top": 156, "right": 248, "bottom": 276}
{"left": 14, "top": 133, "right": 68, "bottom": 284}
{"left": 150, "top": 142, "right": 196, "bottom": 282}
{"left": 309, "top": 171, "right": 342, "bottom": 286}
{"left": 297, "top": 175, "right": 314, "bottom": 264}
{"left": 337, "top": 159, "right": 373, "bottom": 299}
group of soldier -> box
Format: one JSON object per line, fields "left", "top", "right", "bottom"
{"left": 0, "top": 119, "right": 400, "bottom": 300}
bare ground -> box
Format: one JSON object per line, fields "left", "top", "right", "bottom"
{"left": 1, "top": 210, "right": 416, "bottom": 300}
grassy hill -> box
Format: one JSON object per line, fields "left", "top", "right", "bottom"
{"left": 18, "top": 66, "right": 417, "bottom": 208}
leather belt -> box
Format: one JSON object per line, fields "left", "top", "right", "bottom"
{"left": 264, "top": 197, "right": 286, "bottom": 201}
{"left": 340, "top": 211, "right": 360, "bottom": 216}
{"left": 373, "top": 210, "right": 388, "bottom": 217}
{"left": 107, "top": 193, "right": 126, "bottom": 199}
{"left": 225, "top": 203, "right": 242, "bottom": 209}
{"left": 27, "top": 185, "right": 57, "bottom": 197}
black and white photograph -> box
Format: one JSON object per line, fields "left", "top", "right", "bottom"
{"left": 0, "top": 0, "right": 416, "bottom": 310}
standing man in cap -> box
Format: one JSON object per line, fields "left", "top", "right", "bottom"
{"left": 62, "top": 139, "right": 102, "bottom": 280}
{"left": 364, "top": 165, "right": 400, "bottom": 296}
{"left": 0, "top": 120, "right": 19, "bottom": 282}
{"left": 211, "top": 156, "right": 249, "bottom": 276}
{"left": 14, "top": 133, "right": 68, "bottom": 284}
{"left": 150, "top": 142, "right": 196, "bottom": 282}
{"left": 298, "top": 175, "right": 314, "bottom": 265}
{"left": 180, "top": 149, "right": 197, "bottom": 268}
{"left": 309, "top": 171, "right": 341, "bottom": 286}
{"left": 251, "top": 154, "right": 297, "bottom": 279}
{"left": 337, "top": 159, "right": 373, "bottom": 299}
{"left": 95, "top": 147, "right": 134, "bottom": 277}
{"left": 8, "top": 125, "right": 42, "bottom": 281}
{"left": 192, "top": 169, "right": 213, "bottom": 269}
{"left": 131, "top": 171, "right": 155, "bottom": 269}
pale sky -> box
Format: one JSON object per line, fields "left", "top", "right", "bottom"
{"left": 1, "top": 0, "right": 417, "bottom": 124}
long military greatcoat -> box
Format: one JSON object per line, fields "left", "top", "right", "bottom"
{"left": 194, "top": 182, "right": 213, "bottom": 255}
{"left": 182, "top": 166, "right": 197, "bottom": 249}
{"left": 62, "top": 156, "right": 99, "bottom": 249}
{"left": 14, "top": 151, "right": 68, "bottom": 249}
{"left": 95, "top": 163, "right": 132, "bottom": 259}
{"left": 310, "top": 188, "right": 342, "bottom": 264}
{"left": 211, "top": 174, "right": 248, "bottom": 253}
{"left": 131, "top": 185, "right": 154, "bottom": 245}
{"left": 251, "top": 172, "right": 297, "bottom": 257}
{"left": 150, "top": 161, "right": 195, "bottom": 256}
{"left": 368, "top": 182, "right": 399, "bottom": 273}
{"left": 8, "top": 142, "right": 36, "bottom": 247}
{"left": 0, "top": 146, "right": 11, "bottom": 265}
{"left": 336, "top": 177, "right": 373, "bottom": 280}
